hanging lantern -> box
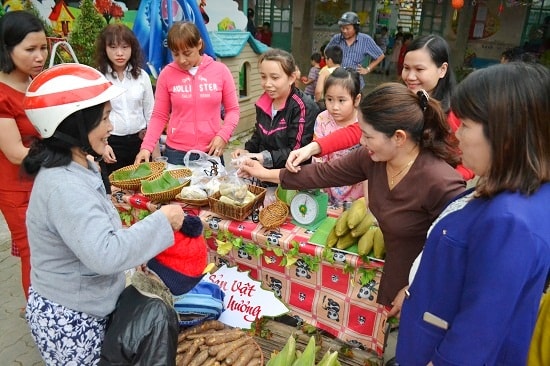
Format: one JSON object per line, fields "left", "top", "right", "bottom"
{"left": 451, "top": 0, "right": 464, "bottom": 9}
{"left": 452, "top": 0, "right": 464, "bottom": 21}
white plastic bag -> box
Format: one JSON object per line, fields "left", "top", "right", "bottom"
{"left": 183, "top": 150, "right": 226, "bottom": 177}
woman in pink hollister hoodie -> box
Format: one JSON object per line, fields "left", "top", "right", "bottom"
{"left": 135, "top": 21, "right": 239, "bottom": 166}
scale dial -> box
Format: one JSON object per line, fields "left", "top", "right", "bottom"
{"left": 290, "top": 192, "right": 319, "bottom": 226}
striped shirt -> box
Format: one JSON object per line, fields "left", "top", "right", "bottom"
{"left": 327, "top": 33, "right": 384, "bottom": 87}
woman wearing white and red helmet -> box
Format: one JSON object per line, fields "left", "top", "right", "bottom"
{"left": 22, "top": 63, "right": 184, "bottom": 365}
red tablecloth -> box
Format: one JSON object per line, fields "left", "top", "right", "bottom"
{"left": 112, "top": 188, "right": 388, "bottom": 355}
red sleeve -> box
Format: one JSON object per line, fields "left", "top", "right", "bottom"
{"left": 447, "top": 110, "right": 476, "bottom": 180}
{"left": 316, "top": 122, "right": 361, "bottom": 156}
{"left": 447, "top": 110, "right": 460, "bottom": 131}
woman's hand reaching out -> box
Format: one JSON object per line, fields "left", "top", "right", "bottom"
{"left": 134, "top": 149, "right": 151, "bottom": 164}
{"left": 237, "top": 158, "right": 280, "bottom": 184}
{"left": 231, "top": 149, "right": 263, "bottom": 165}
{"left": 231, "top": 148, "right": 249, "bottom": 159}
{"left": 285, "top": 142, "right": 321, "bottom": 173}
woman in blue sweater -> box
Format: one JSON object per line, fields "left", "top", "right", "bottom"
{"left": 396, "top": 62, "right": 550, "bottom": 365}
{"left": 22, "top": 64, "right": 184, "bottom": 365}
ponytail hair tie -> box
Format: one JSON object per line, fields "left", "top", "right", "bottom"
{"left": 417, "top": 89, "right": 429, "bottom": 111}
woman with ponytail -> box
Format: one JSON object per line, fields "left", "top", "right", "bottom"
{"left": 237, "top": 82, "right": 465, "bottom": 309}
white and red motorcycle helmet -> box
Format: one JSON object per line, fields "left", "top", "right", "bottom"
{"left": 23, "top": 63, "right": 125, "bottom": 138}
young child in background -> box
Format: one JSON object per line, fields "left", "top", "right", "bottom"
{"left": 312, "top": 67, "right": 364, "bottom": 206}
{"left": 94, "top": 24, "right": 159, "bottom": 193}
{"left": 319, "top": 43, "right": 327, "bottom": 68}
{"left": 302, "top": 52, "right": 321, "bottom": 100}
{"left": 257, "top": 22, "right": 272, "bottom": 46}
{"left": 315, "top": 45, "right": 343, "bottom": 110}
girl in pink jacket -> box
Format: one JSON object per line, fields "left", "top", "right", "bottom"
{"left": 136, "top": 21, "right": 239, "bottom": 165}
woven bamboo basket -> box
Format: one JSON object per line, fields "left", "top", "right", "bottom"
{"left": 109, "top": 162, "right": 165, "bottom": 191}
{"left": 174, "top": 194, "right": 210, "bottom": 207}
{"left": 140, "top": 168, "right": 192, "bottom": 202}
{"left": 208, "top": 185, "right": 266, "bottom": 221}
{"left": 259, "top": 199, "right": 289, "bottom": 230}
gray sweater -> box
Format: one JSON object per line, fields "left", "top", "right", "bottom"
{"left": 26, "top": 161, "right": 174, "bottom": 317}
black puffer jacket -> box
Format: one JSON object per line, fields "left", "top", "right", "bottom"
{"left": 99, "top": 273, "right": 178, "bottom": 366}
{"left": 245, "top": 87, "right": 319, "bottom": 168}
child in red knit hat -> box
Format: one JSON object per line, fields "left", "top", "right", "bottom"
{"left": 147, "top": 214, "right": 208, "bottom": 295}
{"left": 101, "top": 215, "right": 219, "bottom": 364}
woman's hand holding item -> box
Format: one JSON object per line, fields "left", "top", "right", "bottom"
{"left": 387, "top": 285, "right": 410, "bottom": 319}
{"left": 231, "top": 149, "right": 263, "bottom": 164}
{"left": 231, "top": 148, "right": 249, "bottom": 159}
{"left": 134, "top": 149, "right": 151, "bottom": 164}
{"left": 208, "top": 136, "right": 227, "bottom": 157}
{"left": 285, "top": 142, "right": 321, "bottom": 172}
{"left": 159, "top": 205, "right": 184, "bottom": 231}
{"left": 237, "top": 159, "right": 280, "bottom": 183}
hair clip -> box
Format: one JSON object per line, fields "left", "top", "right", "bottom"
{"left": 417, "top": 89, "right": 429, "bottom": 111}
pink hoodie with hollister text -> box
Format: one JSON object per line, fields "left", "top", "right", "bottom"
{"left": 141, "top": 54, "right": 240, "bottom": 153}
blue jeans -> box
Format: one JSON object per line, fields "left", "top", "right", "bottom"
{"left": 164, "top": 145, "right": 225, "bottom": 166}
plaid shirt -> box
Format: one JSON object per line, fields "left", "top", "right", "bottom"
{"left": 327, "top": 32, "right": 384, "bottom": 88}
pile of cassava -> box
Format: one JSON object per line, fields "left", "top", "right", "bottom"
{"left": 176, "top": 320, "right": 262, "bottom": 366}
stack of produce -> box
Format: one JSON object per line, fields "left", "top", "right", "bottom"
{"left": 218, "top": 182, "right": 256, "bottom": 207}
{"left": 176, "top": 320, "right": 262, "bottom": 366}
{"left": 326, "top": 198, "right": 385, "bottom": 259}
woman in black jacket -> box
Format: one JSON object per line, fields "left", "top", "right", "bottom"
{"left": 232, "top": 49, "right": 319, "bottom": 169}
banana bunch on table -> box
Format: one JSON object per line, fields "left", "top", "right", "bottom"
{"left": 326, "top": 197, "right": 385, "bottom": 259}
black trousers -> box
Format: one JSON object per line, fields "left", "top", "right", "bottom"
{"left": 101, "top": 133, "right": 142, "bottom": 194}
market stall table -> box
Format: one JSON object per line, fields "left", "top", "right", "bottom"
{"left": 111, "top": 188, "right": 389, "bottom": 356}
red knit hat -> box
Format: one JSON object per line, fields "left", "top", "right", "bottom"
{"left": 147, "top": 215, "right": 208, "bottom": 295}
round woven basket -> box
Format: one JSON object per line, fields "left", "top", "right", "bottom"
{"left": 174, "top": 193, "right": 209, "bottom": 207}
{"left": 140, "top": 168, "right": 192, "bottom": 202}
{"left": 109, "top": 162, "right": 165, "bottom": 191}
{"left": 259, "top": 199, "right": 289, "bottom": 230}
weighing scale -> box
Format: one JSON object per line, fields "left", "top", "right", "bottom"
{"left": 289, "top": 189, "right": 329, "bottom": 230}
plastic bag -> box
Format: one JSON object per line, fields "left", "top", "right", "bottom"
{"left": 183, "top": 150, "right": 226, "bottom": 178}
{"left": 217, "top": 173, "right": 253, "bottom": 205}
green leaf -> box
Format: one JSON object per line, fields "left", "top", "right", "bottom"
{"left": 272, "top": 247, "right": 284, "bottom": 256}
{"left": 216, "top": 239, "right": 233, "bottom": 256}
{"left": 136, "top": 209, "right": 150, "bottom": 220}
{"left": 343, "top": 263, "right": 355, "bottom": 275}
{"left": 358, "top": 268, "right": 378, "bottom": 286}
{"left": 282, "top": 254, "right": 298, "bottom": 267}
